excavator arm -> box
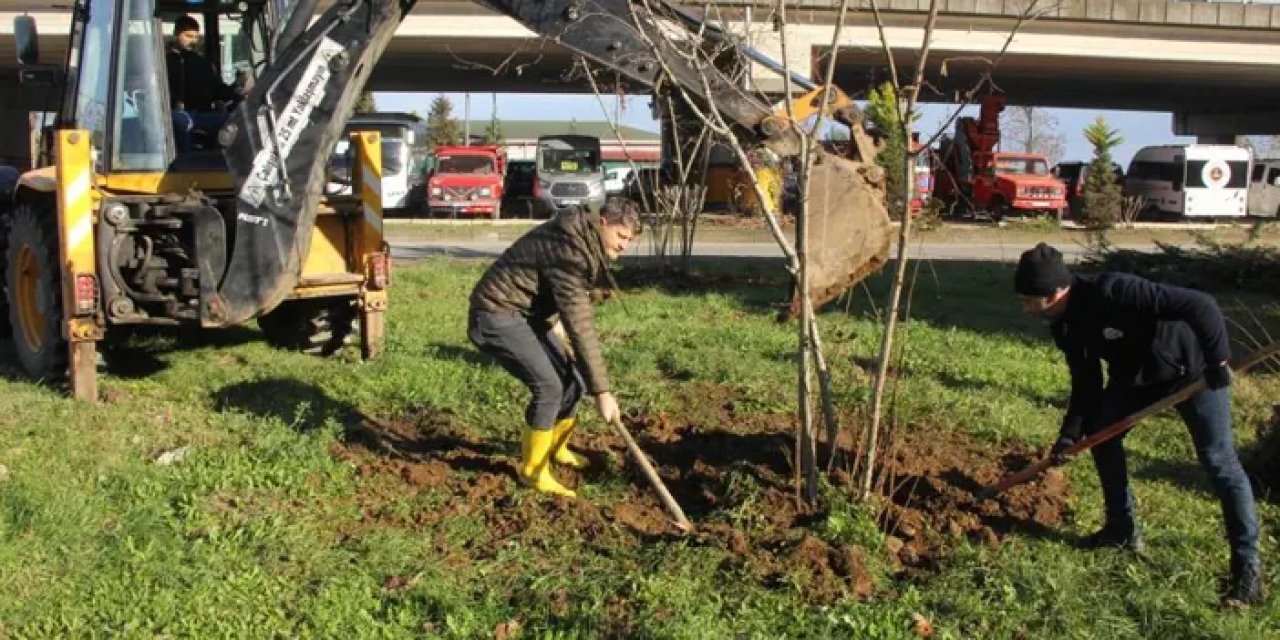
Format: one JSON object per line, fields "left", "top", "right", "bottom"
{"left": 212, "top": 0, "right": 886, "bottom": 326}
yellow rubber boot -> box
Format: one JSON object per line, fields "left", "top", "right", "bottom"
{"left": 519, "top": 427, "right": 576, "bottom": 497}
{"left": 551, "top": 417, "right": 589, "bottom": 469}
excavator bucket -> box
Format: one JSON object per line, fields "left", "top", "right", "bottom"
{"left": 786, "top": 149, "right": 893, "bottom": 319}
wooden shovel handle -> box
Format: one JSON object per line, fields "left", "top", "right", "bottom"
{"left": 610, "top": 417, "right": 692, "bottom": 533}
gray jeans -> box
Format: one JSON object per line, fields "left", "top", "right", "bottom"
{"left": 467, "top": 309, "right": 583, "bottom": 430}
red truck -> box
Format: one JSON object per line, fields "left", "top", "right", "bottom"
{"left": 933, "top": 95, "right": 1067, "bottom": 221}
{"left": 426, "top": 145, "right": 506, "bottom": 219}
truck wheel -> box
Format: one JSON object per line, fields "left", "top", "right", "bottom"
{"left": 6, "top": 202, "right": 67, "bottom": 379}
{"left": 988, "top": 196, "right": 1009, "bottom": 223}
{"left": 257, "top": 298, "right": 357, "bottom": 357}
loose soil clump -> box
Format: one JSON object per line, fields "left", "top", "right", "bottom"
{"left": 333, "top": 388, "right": 1072, "bottom": 605}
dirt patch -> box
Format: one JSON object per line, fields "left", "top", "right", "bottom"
{"left": 878, "top": 427, "right": 1072, "bottom": 575}
{"left": 332, "top": 393, "right": 1071, "bottom": 606}
{"left": 1245, "top": 405, "right": 1280, "bottom": 501}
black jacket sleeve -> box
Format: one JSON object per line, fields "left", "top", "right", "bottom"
{"left": 1098, "top": 273, "right": 1231, "bottom": 365}
{"left": 1053, "top": 321, "right": 1102, "bottom": 432}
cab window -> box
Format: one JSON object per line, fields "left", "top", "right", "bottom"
{"left": 74, "top": 0, "right": 118, "bottom": 169}
{"left": 113, "top": 0, "right": 169, "bottom": 171}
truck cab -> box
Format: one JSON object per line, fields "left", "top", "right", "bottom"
{"left": 979, "top": 152, "right": 1068, "bottom": 220}
{"left": 426, "top": 145, "right": 506, "bottom": 219}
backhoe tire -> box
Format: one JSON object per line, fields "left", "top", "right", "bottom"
{"left": 0, "top": 208, "right": 11, "bottom": 337}
{"left": 5, "top": 202, "right": 67, "bottom": 379}
{"left": 257, "top": 298, "right": 357, "bottom": 357}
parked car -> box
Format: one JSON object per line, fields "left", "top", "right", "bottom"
{"left": 604, "top": 167, "right": 633, "bottom": 194}
{"left": 622, "top": 167, "right": 672, "bottom": 211}
{"left": 501, "top": 160, "right": 540, "bottom": 218}
{"left": 1248, "top": 158, "right": 1280, "bottom": 218}
{"left": 1052, "top": 161, "right": 1124, "bottom": 218}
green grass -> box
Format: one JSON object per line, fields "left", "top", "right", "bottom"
{"left": 385, "top": 216, "right": 1280, "bottom": 248}
{"left": 0, "top": 256, "right": 1277, "bottom": 638}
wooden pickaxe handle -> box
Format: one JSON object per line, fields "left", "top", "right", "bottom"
{"left": 975, "top": 342, "right": 1280, "bottom": 502}
{"left": 610, "top": 417, "right": 692, "bottom": 533}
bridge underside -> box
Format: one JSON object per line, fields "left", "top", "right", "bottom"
{"left": 362, "top": 39, "right": 1280, "bottom": 114}
{"left": 1, "top": 5, "right": 1277, "bottom": 168}
{"left": 6, "top": 29, "right": 1278, "bottom": 114}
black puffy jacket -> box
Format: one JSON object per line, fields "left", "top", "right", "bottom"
{"left": 468, "top": 207, "right": 612, "bottom": 393}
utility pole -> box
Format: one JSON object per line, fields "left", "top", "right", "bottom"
{"left": 464, "top": 93, "right": 471, "bottom": 146}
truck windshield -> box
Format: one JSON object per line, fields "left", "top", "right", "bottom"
{"left": 538, "top": 138, "right": 601, "bottom": 174}
{"left": 439, "top": 155, "right": 495, "bottom": 174}
{"left": 995, "top": 157, "right": 1049, "bottom": 176}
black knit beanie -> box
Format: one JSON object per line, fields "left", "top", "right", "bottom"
{"left": 1014, "top": 243, "right": 1072, "bottom": 296}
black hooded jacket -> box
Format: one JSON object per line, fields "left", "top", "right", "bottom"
{"left": 1051, "top": 272, "right": 1231, "bottom": 430}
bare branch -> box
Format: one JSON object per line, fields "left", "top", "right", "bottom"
{"left": 859, "top": 0, "right": 942, "bottom": 500}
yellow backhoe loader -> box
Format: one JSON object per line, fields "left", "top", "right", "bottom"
{"left": 2, "top": 0, "right": 889, "bottom": 401}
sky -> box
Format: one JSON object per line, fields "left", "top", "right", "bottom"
{"left": 376, "top": 91, "right": 1198, "bottom": 167}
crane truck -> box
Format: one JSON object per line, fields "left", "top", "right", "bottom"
{"left": 933, "top": 94, "right": 1067, "bottom": 221}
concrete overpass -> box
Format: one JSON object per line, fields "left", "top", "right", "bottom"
{"left": 0, "top": 0, "right": 1277, "bottom": 152}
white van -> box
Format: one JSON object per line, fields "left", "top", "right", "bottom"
{"left": 1123, "top": 144, "right": 1251, "bottom": 218}
{"left": 326, "top": 113, "right": 430, "bottom": 215}
{"left": 1247, "top": 158, "right": 1280, "bottom": 218}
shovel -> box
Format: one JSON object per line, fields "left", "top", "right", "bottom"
{"left": 976, "top": 342, "right": 1280, "bottom": 502}
{"left": 610, "top": 415, "right": 692, "bottom": 533}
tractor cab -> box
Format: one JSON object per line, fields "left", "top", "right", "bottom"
{"left": 23, "top": 0, "right": 272, "bottom": 179}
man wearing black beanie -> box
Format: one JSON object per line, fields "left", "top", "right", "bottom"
{"left": 1014, "top": 242, "right": 1263, "bottom": 607}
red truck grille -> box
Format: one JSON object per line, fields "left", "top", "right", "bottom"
{"left": 445, "top": 186, "right": 478, "bottom": 199}
{"left": 1025, "top": 186, "right": 1057, "bottom": 198}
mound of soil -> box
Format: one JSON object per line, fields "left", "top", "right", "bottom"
{"left": 333, "top": 386, "right": 1072, "bottom": 605}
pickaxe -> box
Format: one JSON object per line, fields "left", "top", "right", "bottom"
{"left": 976, "top": 342, "right": 1280, "bottom": 502}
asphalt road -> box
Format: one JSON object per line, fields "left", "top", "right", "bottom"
{"left": 389, "top": 237, "right": 1154, "bottom": 263}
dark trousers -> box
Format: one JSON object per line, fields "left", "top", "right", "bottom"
{"left": 171, "top": 110, "right": 228, "bottom": 152}
{"left": 468, "top": 309, "right": 583, "bottom": 430}
{"left": 1090, "top": 383, "right": 1259, "bottom": 562}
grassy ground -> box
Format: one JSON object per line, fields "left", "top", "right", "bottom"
{"left": 0, "top": 256, "right": 1277, "bottom": 638}
{"left": 385, "top": 215, "right": 1280, "bottom": 248}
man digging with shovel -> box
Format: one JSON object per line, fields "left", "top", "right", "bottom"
{"left": 467, "top": 199, "right": 640, "bottom": 498}
{"left": 1013, "top": 243, "right": 1265, "bottom": 607}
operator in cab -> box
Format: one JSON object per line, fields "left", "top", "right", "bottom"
{"left": 166, "top": 15, "right": 240, "bottom": 152}
{"left": 467, "top": 198, "right": 640, "bottom": 498}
